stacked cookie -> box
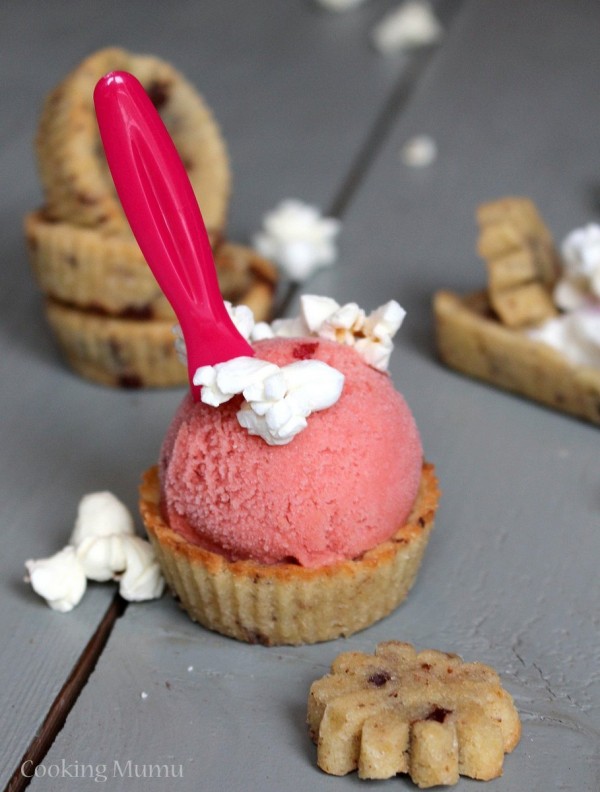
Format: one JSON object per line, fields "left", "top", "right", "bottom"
{"left": 26, "top": 48, "right": 277, "bottom": 388}
{"left": 433, "top": 197, "right": 600, "bottom": 426}
{"left": 476, "top": 197, "right": 560, "bottom": 328}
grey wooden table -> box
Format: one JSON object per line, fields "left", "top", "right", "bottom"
{"left": 2, "top": 1, "right": 599, "bottom": 790}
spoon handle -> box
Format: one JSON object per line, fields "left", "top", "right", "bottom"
{"left": 94, "top": 71, "right": 253, "bottom": 396}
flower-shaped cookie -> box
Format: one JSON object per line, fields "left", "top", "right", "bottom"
{"left": 307, "top": 641, "right": 520, "bottom": 788}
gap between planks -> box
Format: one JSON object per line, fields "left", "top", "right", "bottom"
{"left": 277, "top": 0, "right": 466, "bottom": 318}
{"left": 4, "top": 595, "right": 127, "bottom": 792}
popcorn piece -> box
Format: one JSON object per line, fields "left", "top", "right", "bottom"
{"left": 288, "top": 295, "right": 406, "bottom": 372}
{"left": 400, "top": 134, "right": 438, "bottom": 168}
{"left": 269, "top": 315, "right": 310, "bottom": 339}
{"left": 319, "top": 302, "right": 366, "bottom": 345}
{"left": 25, "top": 492, "right": 164, "bottom": 611}
{"left": 181, "top": 294, "right": 406, "bottom": 374}
{"left": 25, "top": 547, "right": 87, "bottom": 613}
{"left": 268, "top": 295, "right": 405, "bottom": 372}
{"left": 363, "top": 299, "right": 406, "bottom": 339}
{"left": 372, "top": 1, "right": 442, "bottom": 56}
{"left": 250, "top": 321, "right": 275, "bottom": 341}
{"left": 224, "top": 301, "right": 256, "bottom": 342}
{"left": 528, "top": 307, "right": 600, "bottom": 369}
{"left": 555, "top": 223, "right": 600, "bottom": 310}
{"left": 253, "top": 199, "right": 341, "bottom": 282}
{"left": 194, "top": 357, "right": 280, "bottom": 406}
{"left": 77, "top": 534, "right": 128, "bottom": 582}
{"left": 70, "top": 490, "right": 135, "bottom": 546}
{"left": 300, "top": 295, "right": 341, "bottom": 333}
{"left": 308, "top": 641, "right": 521, "bottom": 787}
{"left": 118, "top": 536, "right": 165, "bottom": 601}
{"left": 195, "top": 356, "right": 345, "bottom": 446}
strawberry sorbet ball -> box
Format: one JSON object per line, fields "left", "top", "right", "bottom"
{"left": 159, "top": 337, "right": 423, "bottom": 568}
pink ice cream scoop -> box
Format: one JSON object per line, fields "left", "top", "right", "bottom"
{"left": 159, "top": 336, "right": 423, "bottom": 568}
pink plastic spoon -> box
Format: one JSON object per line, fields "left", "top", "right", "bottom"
{"left": 93, "top": 71, "right": 253, "bottom": 399}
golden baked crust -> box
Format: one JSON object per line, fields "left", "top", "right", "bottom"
{"left": 434, "top": 196, "right": 600, "bottom": 425}
{"left": 433, "top": 290, "right": 600, "bottom": 426}
{"left": 28, "top": 209, "right": 278, "bottom": 389}
{"left": 35, "top": 47, "right": 230, "bottom": 239}
{"left": 25, "top": 211, "right": 172, "bottom": 319}
{"left": 477, "top": 196, "right": 560, "bottom": 328}
{"left": 27, "top": 48, "right": 280, "bottom": 390}
{"left": 308, "top": 641, "right": 520, "bottom": 787}
{"left": 44, "top": 298, "right": 187, "bottom": 388}
{"left": 139, "top": 463, "right": 439, "bottom": 646}
{"left": 25, "top": 211, "right": 278, "bottom": 323}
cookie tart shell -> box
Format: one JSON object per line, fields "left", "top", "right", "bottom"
{"left": 434, "top": 289, "right": 600, "bottom": 426}
{"left": 25, "top": 210, "right": 278, "bottom": 322}
{"left": 36, "top": 47, "right": 231, "bottom": 238}
{"left": 139, "top": 462, "right": 439, "bottom": 646}
{"left": 45, "top": 298, "right": 187, "bottom": 389}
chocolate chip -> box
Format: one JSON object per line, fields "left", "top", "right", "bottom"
{"left": 368, "top": 671, "right": 392, "bottom": 687}
{"left": 76, "top": 191, "right": 98, "bottom": 206}
{"left": 426, "top": 706, "right": 451, "bottom": 723}
{"left": 119, "top": 305, "right": 154, "bottom": 320}
{"left": 83, "top": 302, "right": 155, "bottom": 320}
{"left": 146, "top": 79, "right": 171, "bottom": 110}
{"left": 118, "top": 373, "right": 143, "bottom": 389}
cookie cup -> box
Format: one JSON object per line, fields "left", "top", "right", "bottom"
{"left": 139, "top": 462, "right": 439, "bottom": 646}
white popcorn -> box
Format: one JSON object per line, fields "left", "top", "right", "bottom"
{"left": 354, "top": 336, "right": 394, "bottom": 371}
{"left": 70, "top": 491, "right": 135, "bottom": 547}
{"left": 195, "top": 357, "right": 344, "bottom": 446}
{"left": 555, "top": 224, "right": 600, "bottom": 311}
{"left": 528, "top": 308, "right": 600, "bottom": 369}
{"left": 250, "top": 321, "right": 275, "bottom": 341}
{"left": 253, "top": 199, "right": 341, "bottom": 282}
{"left": 319, "top": 303, "right": 366, "bottom": 346}
{"left": 301, "top": 295, "right": 341, "bottom": 333}
{"left": 25, "top": 547, "right": 87, "bottom": 613}
{"left": 528, "top": 223, "right": 600, "bottom": 370}
{"left": 269, "top": 315, "right": 310, "bottom": 338}
{"left": 77, "top": 534, "right": 164, "bottom": 601}
{"left": 554, "top": 278, "right": 588, "bottom": 312}
{"left": 76, "top": 534, "right": 129, "bottom": 582}
{"left": 183, "top": 293, "right": 406, "bottom": 444}
{"left": 372, "top": 1, "right": 442, "bottom": 55}
{"left": 400, "top": 134, "right": 438, "bottom": 168}
{"left": 117, "top": 537, "right": 165, "bottom": 602}
{"left": 225, "top": 301, "right": 256, "bottom": 341}
{"left": 194, "top": 357, "right": 279, "bottom": 406}
{"left": 273, "top": 294, "right": 406, "bottom": 371}
{"left": 363, "top": 299, "right": 407, "bottom": 339}
{"left": 25, "top": 492, "right": 164, "bottom": 612}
